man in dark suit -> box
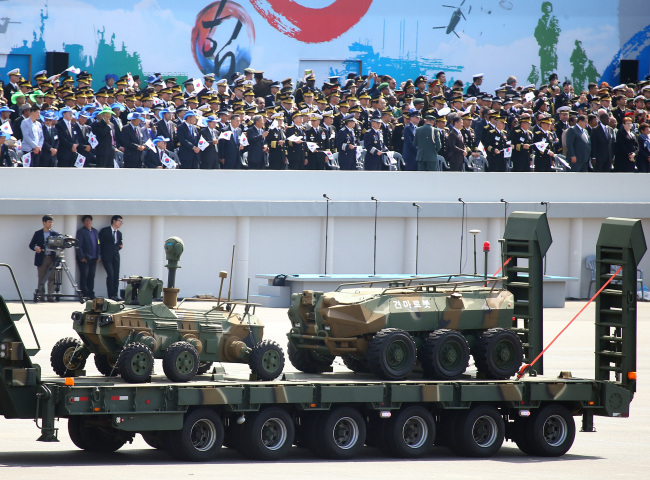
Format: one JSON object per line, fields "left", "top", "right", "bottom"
{"left": 336, "top": 115, "right": 358, "bottom": 170}
{"left": 199, "top": 115, "right": 220, "bottom": 169}
{"left": 565, "top": 114, "right": 591, "bottom": 173}
{"left": 98, "top": 215, "right": 123, "bottom": 300}
{"left": 245, "top": 114, "right": 268, "bottom": 169}
{"left": 413, "top": 114, "right": 441, "bottom": 171}
{"left": 28, "top": 215, "right": 58, "bottom": 301}
{"left": 145, "top": 136, "right": 171, "bottom": 168}
{"left": 40, "top": 112, "right": 59, "bottom": 167}
{"left": 177, "top": 111, "right": 201, "bottom": 169}
{"left": 590, "top": 112, "right": 614, "bottom": 172}
{"left": 55, "top": 107, "right": 81, "bottom": 167}
{"left": 401, "top": 110, "right": 419, "bottom": 171}
{"left": 76, "top": 215, "right": 100, "bottom": 299}
{"left": 92, "top": 108, "right": 118, "bottom": 168}
{"left": 121, "top": 112, "right": 146, "bottom": 168}
{"left": 155, "top": 108, "right": 176, "bottom": 147}
{"left": 218, "top": 113, "right": 242, "bottom": 169}
{"left": 446, "top": 114, "right": 466, "bottom": 171}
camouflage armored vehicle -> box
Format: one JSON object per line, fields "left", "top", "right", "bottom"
{"left": 50, "top": 237, "right": 284, "bottom": 383}
{"left": 287, "top": 278, "right": 521, "bottom": 381}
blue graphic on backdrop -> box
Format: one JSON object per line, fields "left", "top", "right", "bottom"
{"left": 601, "top": 24, "right": 650, "bottom": 85}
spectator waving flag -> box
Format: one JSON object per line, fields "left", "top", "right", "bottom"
{"left": 145, "top": 138, "right": 156, "bottom": 151}
{"left": 240, "top": 132, "right": 249, "bottom": 146}
{"left": 306, "top": 141, "right": 318, "bottom": 152}
{"left": 161, "top": 153, "right": 177, "bottom": 169}
{"left": 88, "top": 132, "right": 99, "bottom": 148}
{"left": 1, "top": 122, "right": 12, "bottom": 135}
{"left": 534, "top": 140, "right": 548, "bottom": 150}
{"left": 65, "top": 65, "right": 81, "bottom": 75}
{"left": 192, "top": 78, "right": 204, "bottom": 91}
{"left": 218, "top": 130, "right": 233, "bottom": 141}
{"left": 74, "top": 154, "right": 86, "bottom": 168}
{"left": 126, "top": 73, "right": 134, "bottom": 88}
{"left": 22, "top": 152, "right": 31, "bottom": 167}
{"left": 198, "top": 136, "right": 209, "bottom": 151}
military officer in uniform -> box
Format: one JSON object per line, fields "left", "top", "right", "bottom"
{"left": 508, "top": 113, "right": 534, "bottom": 172}
{"left": 336, "top": 115, "right": 358, "bottom": 170}
{"left": 484, "top": 113, "right": 509, "bottom": 172}
{"left": 267, "top": 112, "right": 287, "bottom": 170}
{"left": 363, "top": 112, "right": 387, "bottom": 170}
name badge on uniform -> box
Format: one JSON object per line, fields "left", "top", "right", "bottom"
{"left": 520, "top": 137, "right": 524, "bottom": 142}
{"left": 495, "top": 136, "right": 500, "bottom": 141}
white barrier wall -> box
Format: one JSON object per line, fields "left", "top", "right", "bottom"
{"left": 1, "top": 169, "right": 649, "bottom": 301}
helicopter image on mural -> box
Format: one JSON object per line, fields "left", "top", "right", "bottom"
{"left": 432, "top": 0, "right": 471, "bottom": 38}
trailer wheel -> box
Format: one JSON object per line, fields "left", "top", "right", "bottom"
{"left": 168, "top": 408, "right": 224, "bottom": 461}
{"left": 287, "top": 342, "right": 334, "bottom": 373}
{"left": 240, "top": 407, "right": 294, "bottom": 460}
{"left": 453, "top": 405, "right": 505, "bottom": 457}
{"left": 367, "top": 328, "right": 417, "bottom": 380}
{"left": 118, "top": 343, "right": 154, "bottom": 383}
{"left": 141, "top": 431, "right": 165, "bottom": 449}
{"left": 421, "top": 329, "right": 470, "bottom": 380}
{"left": 342, "top": 354, "right": 371, "bottom": 374}
{"left": 525, "top": 405, "right": 575, "bottom": 457}
{"left": 380, "top": 406, "right": 435, "bottom": 458}
{"left": 163, "top": 341, "right": 199, "bottom": 382}
{"left": 476, "top": 328, "right": 523, "bottom": 379}
{"left": 94, "top": 354, "right": 120, "bottom": 376}
{"left": 68, "top": 416, "right": 133, "bottom": 452}
{"left": 311, "top": 407, "right": 366, "bottom": 460}
{"left": 250, "top": 340, "right": 285, "bottom": 381}
{"left": 51, "top": 337, "right": 87, "bottom": 377}
{"left": 197, "top": 361, "right": 213, "bottom": 375}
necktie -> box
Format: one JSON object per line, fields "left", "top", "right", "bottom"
{"left": 68, "top": 121, "right": 73, "bottom": 137}
{"left": 233, "top": 129, "right": 237, "bottom": 143}
{"left": 113, "top": 230, "right": 117, "bottom": 244}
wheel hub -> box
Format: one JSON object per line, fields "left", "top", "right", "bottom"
{"left": 332, "top": 417, "right": 359, "bottom": 449}
{"left": 261, "top": 418, "right": 287, "bottom": 450}
{"left": 402, "top": 416, "right": 428, "bottom": 449}
{"left": 131, "top": 352, "right": 150, "bottom": 374}
{"left": 176, "top": 351, "right": 195, "bottom": 373}
{"left": 387, "top": 341, "right": 408, "bottom": 368}
{"left": 262, "top": 350, "right": 280, "bottom": 372}
{"left": 472, "top": 415, "right": 498, "bottom": 447}
{"left": 543, "top": 415, "right": 568, "bottom": 447}
{"left": 190, "top": 419, "right": 217, "bottom": 452}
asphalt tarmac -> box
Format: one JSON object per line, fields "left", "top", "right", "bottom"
{"left": 1, "top": 299, "right": 648, "bottom": 479}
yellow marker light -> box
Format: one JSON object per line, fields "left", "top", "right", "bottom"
{"left": 309, "top": 403, "right": 317, "bottom": 408}
{"left": 64, "top": 377, "right": 75, "bottom": 386}
{"left": 94, "top": 407, "right": 101, "bottom": 412}
{"left": 588, "top": 401, "right": 595, "bottom": 406}
{"left": 628, "top": 372, "right": 637, "bottom": 380}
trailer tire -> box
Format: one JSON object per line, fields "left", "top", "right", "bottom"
{"left": 249, "top": 340, "right": 285, "bottom": 381}
{"left": 118, "top": 343, "right": 154, "bottom": 383}
{"left": 525, "top": 405, "right": 575, "bottom": 457}
{"left": 68, "top": 416, "right": 133, "bottom": 452}
{"left": 311, "top": 407, "right": 366, "bottom": 460}
{"left": 287, "top": 342, "right": 334, "bottom": 373}
{"left": 367, "top": 328, "right": 417, "bottom": 380}
{"left": 453, "top": 405, "right": 505, "bottom": 457}
{"left": 421, "top": 329, "right": 470, "bottom": 380}
{"left": 141, "top": 431, "right": 165, "bottom": 449}
{"left": 240, "top": 407, "right": 294, "bottom": 460}
{"left": 476, "top": 328, "right": 523, "bottom": 379}
{"left": 342, "top": 354, "right": 371, "bottom": 374}
{"left": 380, "top": 406, "right": 435, "bottom": 458}
{"left": 197, "top": 361, "right": 213, "bottom": 375}
{"left": 51, "top": 337, "right": 87, "bottom": 377}
{"left": 167, "top": 408, "right": 224, "bottom": 461}
{"left": 163, "top": 341, "right": 199, "bottom": 382}
{"left": 94, "top": 354, "right": 120, "bottom": 376}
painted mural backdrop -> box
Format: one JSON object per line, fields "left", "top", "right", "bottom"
{"left": 1, "top": 0, "right": 649, "bottom": 92}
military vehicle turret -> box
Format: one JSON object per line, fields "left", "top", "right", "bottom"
{"left": 287, "top": 277, "right": 522, "bottom": 381}
{"left": 50, "top": 237, "right": 284, "bottom": 383}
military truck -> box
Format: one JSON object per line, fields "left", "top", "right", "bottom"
{"left": 0, "top": 214, "right": 643, "bottom": 462}
{"left": 49, "top": 237, "right": 284, "bottom": 383}
{"left": 287, "top": 280, "right": 521, "bottom": 381}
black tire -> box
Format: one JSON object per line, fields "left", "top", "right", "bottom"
{"left": 525, "top": 405, "right": 576, "bottom": 457}
{"left": 476, "top": 328, "right": 523, "bottom": 379}
{"left": 342, "top": 354, "right": 371, "bottom": 374}
{"left": 94, "top": 353, "right": 120, "bottom": 376}
{"left": 311, "top": 407, "right": 366, "bottom": 460}
{"left": 117, "top": 343, "right": 154, "bottom": 383}
{"left": 141, "top": 431, "right": 164, "bottom": 449}
{"left": 380, "top": 406, "right": 435, "bottom": 458}
{"left": 50, "top": 337, "right": 87, "bottom": 377}
{"left": 166, "top": 408, "right": 224, "bottom": 461}
{"left": 250, "top": 340, "right": 285, "bottom": 381}
{"left": 420, "top": 329, "right": 470, "bottom": 380}
{"left": 197, "top": 362, "right": 213, "bottom": 375}
{"left": 162, "top": 341, "right": 199, "bottom": 382}
{"left": 453, "top": 405, "right": 505, "bottom": 457}
{"left": 68, "top": 416, "right": 133, "bottom": 452}
{"left": 240, "top": 407, "right": 295, "bottom": 460}
{"left": 287, "top": 342, "right": 334, "bottom": 373}
{"left": 367, "top": 328, "right": 417, "bottom": 380}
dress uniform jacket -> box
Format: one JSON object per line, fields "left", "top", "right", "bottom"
{"left": 286, "top": 125, "right": 307, "bottom": 169}
{"left": 484, "top": 127, "right": 508, "bottom": 172}
{"left": 508, "top": 127, "right": 533, "bottom": 172}
{"left": 267, "top": 126, "right": 287, "bottom": 170}
{"left": 336, "top": 126, "right": 357, "bottom": 170}
{"left": 363, "top": 128, "right": 385, "bottom": 171}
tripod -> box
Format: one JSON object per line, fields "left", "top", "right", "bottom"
{"left": 34, "top": 249, "right": 84, "bottom": 303}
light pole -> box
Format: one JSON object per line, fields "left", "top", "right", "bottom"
{"left": 413, "top": 203, "right": 421, "bottom": 275}
{"left": 323, "top": 194, "right": 331, "bottom": 276}
{"left": 371, "top": 196, "right": 379, "bottom": 276}
{"left": 469, "top": 229, "right": 481, "bottom": 275}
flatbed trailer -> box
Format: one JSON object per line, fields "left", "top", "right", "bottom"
{"left": 0, "top": 216, "right": 644, "bottom": 462}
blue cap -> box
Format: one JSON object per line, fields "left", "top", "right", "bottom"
{"left": 0, "top": 106, "right": 12, "bottom": 113}
{"left": 59, "top": 106, "right": 73, "bottom": 114}
{"left": 127, "top": 112, "right": 143, "bottom": 121}
{"left": 147, "top": 74, "right": 161, "bottom": 84}
{"left": 183, "top": 110, "right": 196, "bottom": 119}
{"left": 343, "top": 114, "right": 356, "bottom": 122}
{"left": 205, "top": 115, "right": 217, "bottom": 122}
{"left": 77, "top": 111, "right": 91, "bottom": 119}
{"left": 105, "top": 73, "right": 118, "bottom": 82}
{"left": 110, "top": 102, "right": 125, "bottom": 111}
{"left": 407, "top": 109, "right": 421, "bottom": 117}
{"left": 42, "top": 111, "right": 57, "bottom": 120}
{"left": 153, "top": 136, "right": 170, "bottom": 144}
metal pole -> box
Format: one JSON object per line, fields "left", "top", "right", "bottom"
{"left": 323, "top": 194, "right": 331, "bottom": 275}
{"left": 470, "top": 229, "right": 481, "bottom": 276}
{"left": 541, "top": 201, "right": 549, "bottom": 275}
{"left": 413, "top": 203, "right": 421, "bottom": 275}
{"left": 458, "top": 198, "right": 466, "bottom": 275}
{"left": 371, "top": 197, "right": 379, "bottom": 276}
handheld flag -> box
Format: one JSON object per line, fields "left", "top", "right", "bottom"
{"left": 88, "top": 132, "right": 99, "bottom": 149}
{"left": 145, "top": 139, "right": 156, "bottom": 151}
{"left": 240, "top": 132, "right": 249, "bottom": 146}
{"left": 218, "top": 130, "right": 233, "bottom": 141}
{"left": 0, "top": 122, "right": 12, "bottom": 135}
{"left": 198, "top": 136, "right": 209, "bottom": 151}
{"left": 74, "top": 154, "right": 86, "bottom": 168}
{"left": 306, "top": 141, "right": 318, "bottom": 152}
{"left": 22, "top": 152, "right": 31, "bottom": 167}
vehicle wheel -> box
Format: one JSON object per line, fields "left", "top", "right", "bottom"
{"left": 380, "top": 406, "right": 435, "bottom": 458}
{"left": 311, "top": 407, "right": 366, "bottom": 460}
{"left": 524, "top": 405, "right": 575, "bottom": 457}
{"left": 167, "top": 408, "right": 224, "bottom": 461}
{"left": 342, "top": 354, "right": 371, "bottom": 374}
{"left": 240, "top": 407, "right": 295, "bottom": 460}
{"left": 476, "top": 328, "right": 523, "bottom": 379}
{"left": 287, "top": 342, "right": 334, "bottom": 373}
{"left": 453, "top": 405, "right": 505, "bottom": 457}
{"left": 163, "top": 341, "right": 199, "bottom": 382}
{"left": 117, "top": 343, "right": 154, "bottom": 383}
{"left": 197, "top": 361, "right": 214, "bottom": 375}
{"left": 68, "top": 416, "right": 133, "bottom": 452}
{"left": 367, "top": 328, "right": 417, "bottom": 380}
{"left": 141, "top": 431, "right": 164, "bottom": 449}
{"left": 420, "top": 329, "right": 470, "bottom": 380}
{"left": 50, "top": 337, "right": 87, "bottom": 377}
{"left": 250, "top": 340, "right": 285, "bottom": 381}
{"left": 94, "top": 353, "right": 120, "bottom": 376}
{"left": 511, "top": 416, "right": 535, "bottom": 455}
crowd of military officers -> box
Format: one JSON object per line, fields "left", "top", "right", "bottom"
{"left": 2, "top": 66, "right": 650, "bottom": 172}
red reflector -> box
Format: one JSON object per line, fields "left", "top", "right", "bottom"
{"left": 111, "top": 396, "right": 129, "bottom": 401}
{"left": 71, "top": 396, "right": 88, "bottom": 402}
{"left": 146, "top": 399, "right": 150, "bottom": 404}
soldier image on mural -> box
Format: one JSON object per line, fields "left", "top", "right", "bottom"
{"left": 534, "top": 1, "right": 561, "bottom": 82}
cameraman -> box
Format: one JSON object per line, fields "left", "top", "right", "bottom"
{"left": 28, "top": 215, "right": 58, "bottom": 301}
{"left": 76, "top": 215, "right": 100, "bottom": 300}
